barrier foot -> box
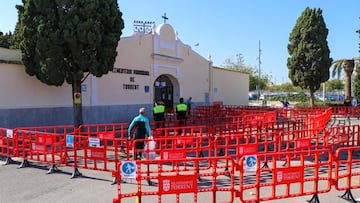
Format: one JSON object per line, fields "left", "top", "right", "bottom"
{"left": 4, "top": 157, "right": 14, "bottom": 165}
{"left": 47, "top": 164, "right": 59, "bottom": 174}
{"left": 339, "top": 189, "right": 359, "bottom": 203}
{"left": 111, "top": 177, "right": 117, "bottom": 185}
{"left": 262, "top": 162, "right": 269, "bottom": 169}
{"left": 111, "top": 177, "right": 126, "bottom": 185}
{"left": 147, "top": 180, "right": 155, "bottom": 186}
{"left": 307, "top": 194, "right": 320, "bottom": 203}
{"left": 18, "top": 160, "right": 30, "bottom": 168}
{"left": 224, "top": 167, "right": 231, "bottom": 178}
{"left": 70, "top": 168, "right": 82, "bottom": 179}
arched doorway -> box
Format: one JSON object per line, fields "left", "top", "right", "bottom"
{"left": 154, "top": 74, "right": 178, "bottom": 108}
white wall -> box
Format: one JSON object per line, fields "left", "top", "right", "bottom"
{"left": 212, "top": 67, "right": 249, "bottom": 105}
{"left": 0, "top": 23, "right": 249, "bottom": 109}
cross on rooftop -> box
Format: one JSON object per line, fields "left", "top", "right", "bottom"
{"left": 162, "top": 13, "right": 168, "bottom": 23}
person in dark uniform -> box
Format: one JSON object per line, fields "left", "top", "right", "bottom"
{"left": 153, "top": 100, "right": 166, "bottom": 129}
{"left": 186, "top": 96, "right": 193, "bottom": 117}
{"left": 281, "top": 99, "right": 290, "bottom": 108}
{"left": 128, "top": 107, "right": 152, "bottom": 160}
{"left": 176, "top": 97, "right": 188, "bottom": 134}
{"left": 344, "top": 96, "right": 352, "bottom": 106}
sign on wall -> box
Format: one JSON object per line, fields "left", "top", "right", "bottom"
{"left": 112, "top": 67, "right": 150, "bottom": 91}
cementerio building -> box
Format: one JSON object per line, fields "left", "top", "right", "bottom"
{"left": 0, "top": 23, "right": 249, "bottom": 128}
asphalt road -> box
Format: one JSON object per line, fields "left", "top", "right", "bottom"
{"left": 2, "top": 154, "right": 360, "bottom": 203}
{"left": 0, "top": 159, "right": 117, "bottom": 203}
{"left": 1, "top": 117, "right": 360, "bottom": 203}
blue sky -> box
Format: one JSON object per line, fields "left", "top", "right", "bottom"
{"left": 1, "top": 1, "right": 359, "bottom": 84}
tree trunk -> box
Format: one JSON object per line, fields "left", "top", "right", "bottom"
{"left": 309, "top": 90, "right": 315, "bottom": 107}
{"left": 343, "top": 59, "right": 355, "bottom": 98}
{"left": 72, "top": 78, "right": 83, "bottom": 128}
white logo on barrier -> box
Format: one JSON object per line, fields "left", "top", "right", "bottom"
{"left": 239, "top": 147, "right": 244, "bottom": 155}
{"left": 6, "top": 129, "right": 13, "bottom": 138}
{"left": 277, "top": 171, "right": 283, "bottom": 182}
{"left": 88, "top": 137, "right": 100, "bottom": 147}
{"left": 121, "top": 161, "right": 136, "bottom": 179}
{"left": 163, "top": 152, "right": 168, "bottom": 160}
{"left": 163, "top": 179, "right": 170, "bottom": 192}
{"left": 244, "top": 155, "right": 257, "bottom": 172}
{"left": 143, "top": 140, "right": 156, "bottom": 160}
{"left": 66, "top": 135, "right": 74, "bottom": 148}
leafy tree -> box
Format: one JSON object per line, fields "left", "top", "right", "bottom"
{"left": 270, "top": 82, "right": 301, "bottom": 92}
{"left": 353, "top": 25, "right": 360, "bottom": 100}
{"left": 326, "top": 79, "right": 344, "bottom": 92}
{"left": 353, "top": 65, "right": 360, "bottom": 100}
{"left": 0, "top": 31, "right": 13, "bottom": 48}
{"left": 16, "top": 0, "right": 124, "bottom": 127}
{"left": 331, "top": 58, "right": 359, "bottom": 98}
{"left": 10, "top": 21, "right": 22, "bottom": 49}
{"left": 358, "top": 25, "right": 360, "bottom": 52}
{"left": 287, "top": 7, "right": 332, "bottom": 106}
{"left": 331, "top": 19, "right": 360, "bottom": 99}
{"left": 222, "top": 53, "right": 270, "bottom": 91}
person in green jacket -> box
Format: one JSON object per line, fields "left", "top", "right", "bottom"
{"left": 176, "top": 97, "right": 188, "bottom": 134}
{"left": 153, "top": 100, "right": 166, "bottom": 128}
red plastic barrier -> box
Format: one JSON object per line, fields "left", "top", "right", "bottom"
{"left": 78, "top": 123, "right": 131, "bottom": 159}
{"left": 78, "top": 123, "right": 129, "bottom": 138}
{"left": 334, "top": 146, "right": 360, "bottom": 202}
{"left": 242, "top": 111, "right": 276, "bottom": 128}
{"left": 276, "top": 128, "right": 328, "bottom": 163}
{"left": 0, "top": 128, "right": 16, "bottom": 163}
{"left": 11, "top": 124, "right": 131, "bottom": 177}
{"left": 262, "top": 119, "right": 306, "bottom": 133}
{"left": 18, "top": 130, "right": 66, "bottom": 168}
{"left": 14, "top": 126, "right": 77, "bottom": 171}
{"left": 153, "top": 125, "right": 209, "bottom": 140}
{"left": 303, "top": 108, "right": 332, "bottom": 135}
{"left": 236, "top": 149, "right": 333, "bottom": 203}
{"left": 64, "top": 133, "right": 128, "bottom": 176}
{"left": 330, "top": 106, "right": 360, "bottom": 118}
{"left": 326, "top": 125, "right": 360, "bottom": 150}
{"left": 214, "top": 130, "right": 279, "bottom": 170}
{"left": 131, "top": 135, "right": 212, "bottom": 171}
{"left": 112, "top": 157, "right": 235, "bottom": 203}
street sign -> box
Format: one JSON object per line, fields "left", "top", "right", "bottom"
{"left": 244, "top": 155, "right": 257, "bottom": 172}
{"left": 66, "top": 135, "right": 74, "bottom": 148}
{"left": 121, "top": 161, "right": 136, "bottom": 179}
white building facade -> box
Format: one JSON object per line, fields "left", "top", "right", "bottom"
{"left": 0, "top": 23, "right": 249, "bottom": 128}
